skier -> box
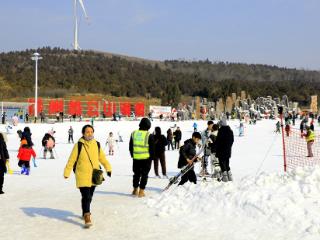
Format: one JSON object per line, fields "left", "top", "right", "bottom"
{"left": 193, "top": 122, "right": 198, "bottom": 132}
{"left": 173, "top": 127, "right": 182, "bottom": 150}
{"left": 129, "top": 118, "right": 155, "bottom": 197}
{"left": 59, "top": 112, "right": 64, "bottom": 122}
{"left": 148, "top": 111, "right": 153, "bottom": 121}
{"left": 25, "top": 113, "right": 29, "bottom": 123}
{"left": 17, "top": 143, "right": 36, "bottom": 175}
{"left": 42, "top": 133, "right": 55, "bottom": 159}
{"left": 276, "top": 121, "right": 281, "bottom": 134}
{"left": 0, "top": 133, "right": 9, "bottom": 194}
{"left": 40, "top": 111, "right": 45, "bottom": 123}
{"left": 130, "top": 111, "right": 136, "bottom": 121}
{"left": 68, "top": 126, "right": 74, "bottom": 144}
{"left": 239, "top": 122, "right": 244, "bottom": 137}
{"left": 285, "top": 124, "right": 290, "bottom": 137}
{"left": 302, "top": 126, "right": 315, "bottom": 157}
{"left": 166, "top": 128, "right": 174, "bottom": 150}
{"left": 1, "top": 112, "right": 6, "bottom": 124}
{"left": 177, "top": 132, "right": 202, "bottom": 185}
{"left": 106, "top": 132, "right": 116, "bottom": 155}
{"left": 153, "top": 127, "right": 168, "bottom": 178}
{"left": 209, "top": 124, "right": 220, "bottom": 179}
{"left": 216, "top": 117, "right": 234, "bottom": 182}
{"left": 117, "top": 131, "right": 124, "bottom": 142}
{"left": 200, "top": 121, "right": 214, "bottom": 177}
{"left": 300, "top": 119, "right": 307, "bottom": 137}
{"left": 64, "top": 124, "right": 112, "bottom": 228}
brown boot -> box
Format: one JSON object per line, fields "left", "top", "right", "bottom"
{"left": 138, "top": 189, "right": 145, "bottom": 198}
{"left": 132, "top": 188, "right": 139, "bottom": 196}
{"left": 83, "top": 213, "right": 92, "bottom": 228}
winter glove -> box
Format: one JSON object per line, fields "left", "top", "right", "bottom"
{"left": 107, "top": 171, "right": 112, "bottom": 177}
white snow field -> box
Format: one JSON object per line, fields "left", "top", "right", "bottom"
{"left": 0, "top": 119, "right": 319, "bottom": 240}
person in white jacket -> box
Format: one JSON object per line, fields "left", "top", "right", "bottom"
{"left": 106, "top": 132, "right": 116, "bottom": 155}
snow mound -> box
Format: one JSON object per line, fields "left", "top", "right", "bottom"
{"left": 147, "top": 166, "right": 320, "bottom": 236}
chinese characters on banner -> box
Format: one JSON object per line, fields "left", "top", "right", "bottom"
{"left": 28, "top": 99, "right": 145, "bottom": 117}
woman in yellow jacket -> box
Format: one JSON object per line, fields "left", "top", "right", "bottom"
{"left": 64, "top": 125, "right": 112, "bottom": 228}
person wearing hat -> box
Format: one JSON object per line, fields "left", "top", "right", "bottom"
{"left": 302, "top": 125, "right": 315, "bottom": 157}
{"left": 129, "top": 118, "right": 155, "bottom": 197}
{"left": 21, "top": 127, "right": 33, "bottom": 147}
{"left": 216, "top": 116, "right": 234, "bottom": 182}
{"left": 200, "top": 120, "right": 214, "bottom": 177}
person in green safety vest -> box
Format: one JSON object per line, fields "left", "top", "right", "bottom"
{"left": 302, "top": 126, "right": 315, "bottom": 157}
{"left": 129, "top": 118, "right": 155, "bottom": 198}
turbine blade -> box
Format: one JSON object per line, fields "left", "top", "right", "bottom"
{"left": 78, "top": 0, "right": 88, "bottom": 19}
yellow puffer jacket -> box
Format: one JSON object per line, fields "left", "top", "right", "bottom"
{"left": 64, "top": 138, "right": 112, "bottom": 188}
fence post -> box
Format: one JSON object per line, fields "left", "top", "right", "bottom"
{"left": 279, "top": 106, "right": 287, "bottom": 172}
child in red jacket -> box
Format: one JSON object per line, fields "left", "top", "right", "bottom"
{"left": 17, "top": 144, "right": 36, "bottom": 175}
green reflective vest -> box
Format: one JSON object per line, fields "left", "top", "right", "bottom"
{"left": 306, "top": 130, "right": 315, "bottom": 142}
{"left": 132, "top": 130, "right": 150, "bottom": 160}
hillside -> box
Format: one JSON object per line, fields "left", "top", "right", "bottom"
{"left": 0, "top": 47, "right": 320, "bottom": 105}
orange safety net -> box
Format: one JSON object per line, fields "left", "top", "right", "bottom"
{"left": 284, "top": 127, "right": 320, "bottom": 170}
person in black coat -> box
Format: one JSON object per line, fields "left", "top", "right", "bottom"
{"left": 153, "top": 127, "right": 168, "bottom": 178}
{"left": 166, "top": 128, "right": 174, "bottom": 150}
{"left": 173, "top": 127, "right": 182, "bottom": 150}
{"left": 216, "top": 117, "right": 234, "bottom": 182}
{"left": 21, "top": 127, "right": 34, "bottom": 147}
{"left": 0, "top": 133, "right": 9, "bottom": 194}
{"left": 177, "top": 132, "right": 202, "bottom": 185}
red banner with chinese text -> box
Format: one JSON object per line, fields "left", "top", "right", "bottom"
{"left": 135, "top": 103, "right": 145, "bottom": 117}
{"left": 48, "top": 99, "right": 64, "bottom": 114}
{"left": 68, "top": 100, "right": 82, "bottom": 115}
{"left": 28, "top": 98, "right": 43, "bottom": 116}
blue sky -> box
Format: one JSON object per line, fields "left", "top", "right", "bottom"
{"left": 1, "top": 0, "right": 320, "bottom": 69}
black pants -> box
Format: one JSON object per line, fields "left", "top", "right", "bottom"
{"left": 133, "top": 159, "right": 151, "bottom": 189}
{"left": 178, "top": 168, "right": 197, "bottom": 185}
{"left": 18, "top": 160, "right": 30, "bottom": 168}
{"left": 219, "top": 156, "right": 230, "bottom": 172}
{"left": 154, "top": 152, "right": 166, "bottom": 176}
{"left": 68, "top": 135, "right": 74, "bottom": 143}
{"left": 174, "top": 140, "right": 180, "bottom": 149}
{"left": 167, "top": 140, "right": 174, "bottom": 150}
{"left": 79, "top": 186, "right": 96, "bottom": 216}
{"left": 0, "top": 169, "right": 4, "bottom": 191}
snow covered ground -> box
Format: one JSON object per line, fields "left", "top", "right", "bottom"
{"left": 0, "top": 119, "right": 319, "bottom": 240}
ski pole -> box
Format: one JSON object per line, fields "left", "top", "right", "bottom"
{"left": 32, "top": 157, "right": 37, "bottom": 167}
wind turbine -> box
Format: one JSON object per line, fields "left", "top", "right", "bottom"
{"left": 73, "top": 0, "right": 89, "bottom": 50}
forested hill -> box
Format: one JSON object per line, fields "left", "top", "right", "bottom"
{"left": 0, "top": 47, "right": 319, "bottom": 105}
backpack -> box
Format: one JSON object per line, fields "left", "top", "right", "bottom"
{"left": 73, "top": 141, "right": 101, "bottom": 172}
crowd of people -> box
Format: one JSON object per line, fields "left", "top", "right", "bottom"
{"left": 12, "top": 113, "right": 317, "bottom": 229}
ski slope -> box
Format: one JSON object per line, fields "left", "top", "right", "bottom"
{"left": 0, "top": 119, "right": 319, "bottom": 240}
